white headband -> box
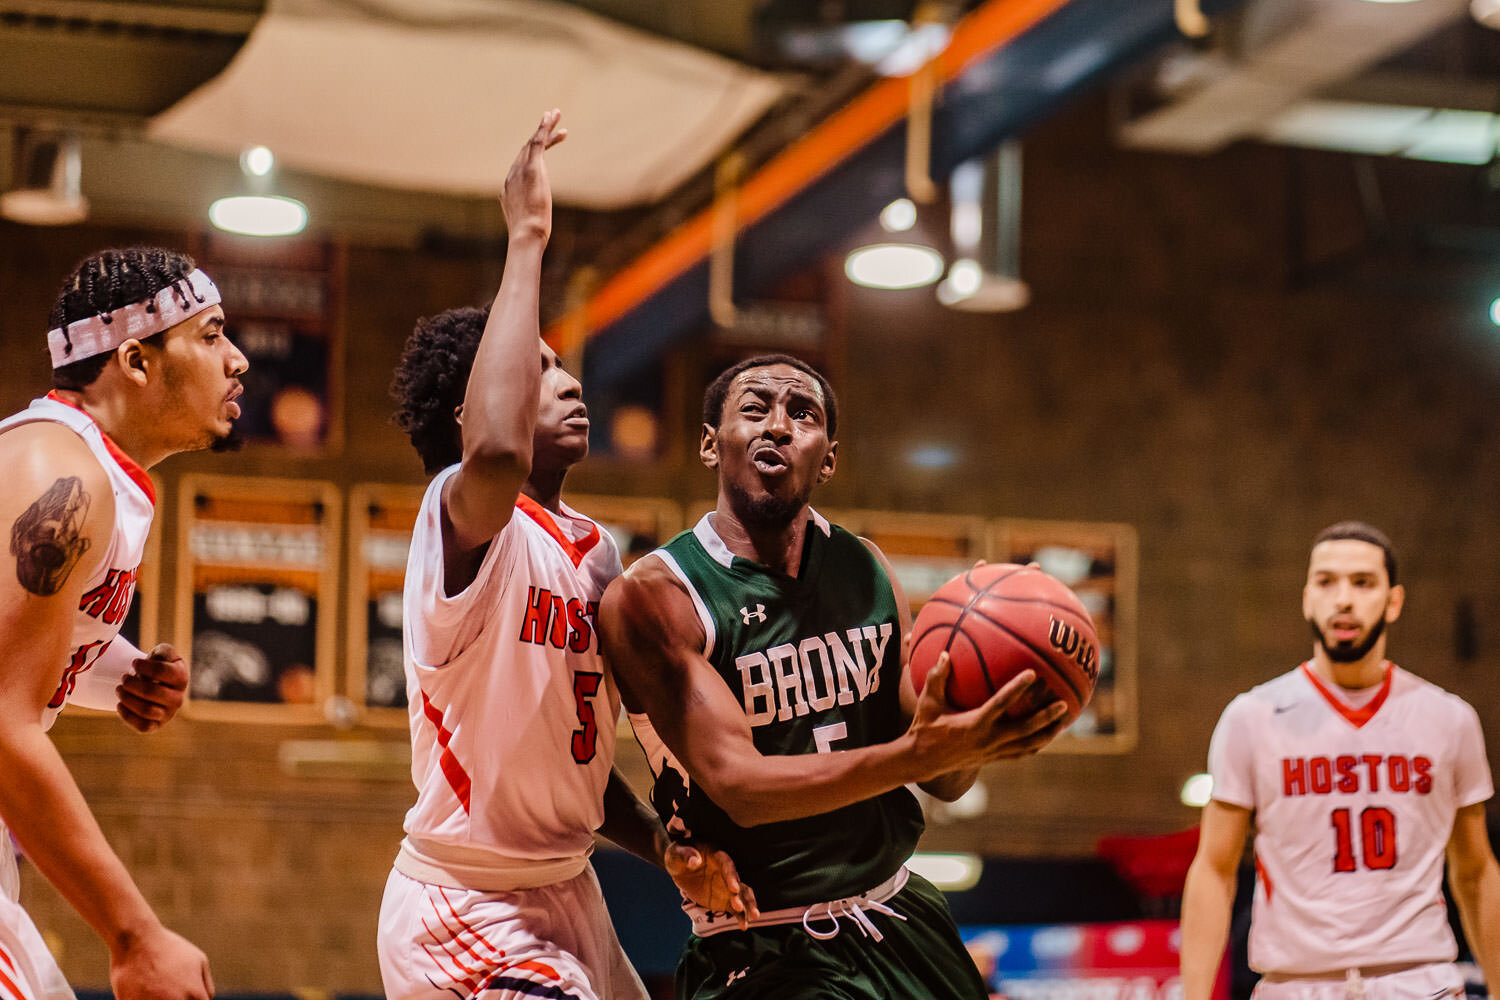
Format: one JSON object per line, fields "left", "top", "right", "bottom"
{"left": 47, "top": 269, "right": 222, "bottom": 369}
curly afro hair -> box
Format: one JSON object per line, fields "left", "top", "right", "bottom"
{"left": 391, "top": 305, "right": 489, "bottom": 475}
{"left": 49, "top": 247, "right": 197, "bottom": 389}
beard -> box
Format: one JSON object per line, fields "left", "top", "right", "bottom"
{"left": 210, "top": 424, "right": 244, "bottom": 453}
{"left": 726, "top": 478, "right": 812, "bottom": 532}
{"left": 1309, "top": 612, "right": 1387, "bottom": 663}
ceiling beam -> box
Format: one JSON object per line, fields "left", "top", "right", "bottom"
{"left": 0, "top": 0, "right": 260, "bottom": 35}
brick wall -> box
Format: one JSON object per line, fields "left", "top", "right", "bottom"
{"left": 3, "top": 96, "right": 1500, "bottom": 991}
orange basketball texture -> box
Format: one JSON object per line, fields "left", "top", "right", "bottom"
{"left": 909, "top": 563, "right": 1100, "bottom": 722}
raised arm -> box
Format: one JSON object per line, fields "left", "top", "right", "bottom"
{"left": 0, "top": 424, "right": 211, "bottom": 1000}
{"left": 1447, "top": 802, "right": 1500, "bottom": 988}
{"left": 597, "top": 557, "right": 1066, "bottom": 827}
{"left": 1180, "top": 800, "right": 1251, "bottom": 1000}
{"left": 443, "top": 110, "right": 567, "bottom": 560}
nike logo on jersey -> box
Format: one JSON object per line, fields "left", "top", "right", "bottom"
{"left": 1282, "top": 753, "right": 1433, "bottom": 796}
{"left": 741, "top": 604, "right": 767, "bottom": 625}
{"left": 1273, "top": 703, "right": 1297, "bottom": 714}
{"left": 734, "top": 623, "right": 894, "bottom": 727}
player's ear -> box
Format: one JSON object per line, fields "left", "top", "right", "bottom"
{"left": 1385, "top": 583, "right": 1405, "bottom": 623}
{"left": 699, "top": 424, "right": 720, "bottom": 470}
{"left": 816, "top": 440, "right": 837, "bottom": 484}
{"left": 115, "top": 339, "right": 151, "bottom": 388}
{"left": 453, "top": 403, "right": 464, "bottom": 427}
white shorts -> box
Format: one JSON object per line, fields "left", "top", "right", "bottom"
{"left": 377, "top": 866, "right": 647, "bottom": 1000}
{"left": 1254, "top": 962, "right": 1464, "bottom": 1000}
{"left": 0, "top": 888, "right": 73, "bottom": 1000}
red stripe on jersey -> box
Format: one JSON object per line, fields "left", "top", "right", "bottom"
{"left": 0, "top": 945, "right": 16, "bottom": 975}
{"left": 45, "top": 391, "right": 156, "bottom": 506}
{"left": 420, "top": 691, "right": 472, "bottom": 812}
{"left": 420, "top": 918, "right": 481, "bottom": 987}
{"left": 0, "top": 958, "right": 31, "bottom": 1000}
{"left": 516, "top": 495, "right": 599, "bottom": 568}
{"left": 1300, "top": 661, "right": 1393, "bottom": 729}
{"left": 514, "top": 960, "right": 562, "bottom": 981}
{"left": 1254, "top": 853, "right": 1274, "bottom": 904}
{"left": 432, "top": 889, "right": 506, "bottom": 967}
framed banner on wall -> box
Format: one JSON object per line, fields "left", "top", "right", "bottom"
{"left": 177, "top": 475, "right": 341, "bottom": 722}
{"left": 347, "top": 484, "right": 424, "bottom": 723}
{"left": 193, "top": 236, "right": 343, "bottom": 453}
{"left": 990, "top": 518, "right": 1139, "bottom": 753}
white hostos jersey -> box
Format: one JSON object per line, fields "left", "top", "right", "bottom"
{"left": 397, "top": 465, "right": 623, "bottom": 891}
{"left": 1209, "top": 662, "right": 1493, "bottom": 976}
{"left": 0, "top": 394, "right": 153, "bottom": 732}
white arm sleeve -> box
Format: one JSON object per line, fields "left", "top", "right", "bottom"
{"left": 66, "top": 637, "right": 143, "bottom": 712}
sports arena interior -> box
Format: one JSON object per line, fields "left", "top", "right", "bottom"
{"left": 2, "top": 0, "right": 1500, "bottom": 997}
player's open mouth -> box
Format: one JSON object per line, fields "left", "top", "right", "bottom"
{"left": 225, "top": 384, "right": 243, "bottom": 419}
{"left": 563, "top": 406, "right": 589, "bottom": 431}
{"left": 752, "top": 446, "right": 788, "bottom": 475}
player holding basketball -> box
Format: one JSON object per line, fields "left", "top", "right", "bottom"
{"left": 379, "top": 110, "right": 752, "bottom": 1000}
{"left": 0, "top": 247, "right": 246, "bottom": 1000}
{"left": 1181, "top": 522, "right": 1500, "bottom": 1000}
{"left": 597, "top": 354, "right": 1071, "bottom": 999}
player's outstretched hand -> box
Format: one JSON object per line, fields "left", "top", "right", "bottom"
{"left": 118, "top": 643, "right": 188, "bottom": 734}
{"left": 665, "top": 841, "right": 760, "bottom": 930}
{"left": 909, "top": 652, "right": 1069, "bottom": 774}
{"left": 110, "top": 925, "right": 214, "bottom": 1000}
{"left": 501, "top": 108, "right": 567, "bottom": 244}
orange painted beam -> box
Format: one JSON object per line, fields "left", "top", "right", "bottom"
{"left": 544, "top": 0, "right": 1073, "bottom": 350}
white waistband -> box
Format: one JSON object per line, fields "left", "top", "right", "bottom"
{"left": 394, "top": 837, "right": 590, "bottom": 892}
{"left": 690, "top": 865, "right": 910, "bottom": 939}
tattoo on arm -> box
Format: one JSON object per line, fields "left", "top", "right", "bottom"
{"left": 9, "top": 477, "right": 92, "bottom": 596}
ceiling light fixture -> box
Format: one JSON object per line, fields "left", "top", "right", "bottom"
{"left": 1489, "top": 297, "right": 1500, "bottom": 327}
{"left": 240, "top": 145, "right": 274, "bottom": 177}
{"left": 1180, "top": 773, "right": 1214, "bottom": 808}
{"left": 0, "top": 129, "right": 88, "bottom": 226}
{"left": 210, "top": 195, "right": 308, "bottom": 237}
{"left": 845, "top": 243, "right": 944, "bottom": 290}
{"left": 937, "top": 142, "right": 1031, "bottom": 312}
{"left": 879, "top": 198, "right": 917, "bottom": 233}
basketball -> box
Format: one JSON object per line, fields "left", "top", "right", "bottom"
{"left": 910, "top": 563, "right": 1100, "bottom": 723}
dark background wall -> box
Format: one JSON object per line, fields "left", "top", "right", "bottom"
{"left": 2, "top": 94, "right": 1499, "bottom": 992}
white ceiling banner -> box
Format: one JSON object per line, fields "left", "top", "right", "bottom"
{"left": 149, "top": 0, "right": 787, "bottom": 209}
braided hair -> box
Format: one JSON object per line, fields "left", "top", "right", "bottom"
{"left": 49, "top": 247, "right": 197, "bottom": 390}
{"left": 390, "top": 305, "right": 489, "bottom": 475}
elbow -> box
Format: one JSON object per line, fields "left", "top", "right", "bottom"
{"left": 696, "top": 773, "right": 774, "bottom": 828}
{"left": 463, "top": 442, "right": 531, "bottom": 481}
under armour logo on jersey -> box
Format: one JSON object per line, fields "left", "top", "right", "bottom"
{"left": 726, "top": 968, "right": 749, "bottom": 986}
{"left": 741, "top": 604, "right": 767, "bottom": 625}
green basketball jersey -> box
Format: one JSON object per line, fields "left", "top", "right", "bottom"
{"left": 629, "top": 509, "right": 924, "bottom": 913}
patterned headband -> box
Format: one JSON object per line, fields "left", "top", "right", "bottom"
{"left": 47, "top": 269, "right": 222, "bottom": 369}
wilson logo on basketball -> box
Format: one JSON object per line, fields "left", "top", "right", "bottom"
{"left": 1048, "top": 618, "right": 1099, "bottom": 682}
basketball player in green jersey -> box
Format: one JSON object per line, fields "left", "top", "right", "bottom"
{"left": 598, "top": 354, "right": 1070, "bottom": 999}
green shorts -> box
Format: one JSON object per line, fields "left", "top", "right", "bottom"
{"left": 676, "top": 872, "right": 989, "bottom": 1000}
